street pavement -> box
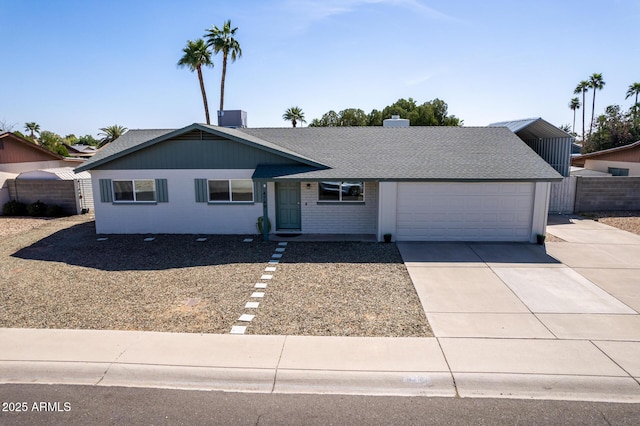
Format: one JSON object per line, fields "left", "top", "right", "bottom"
{"left": 0, "top": 214, "right": 638, "bottom": 403}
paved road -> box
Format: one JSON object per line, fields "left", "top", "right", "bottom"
{"left": 1, "top": 384, "right": 639, "bottom": 425}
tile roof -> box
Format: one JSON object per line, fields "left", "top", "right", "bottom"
{"left": 75, "top": 124, "right": 562, "bottom": 181}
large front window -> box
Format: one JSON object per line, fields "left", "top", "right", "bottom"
{"left": 318, "top": 181, "right": 364, "bottom": 202}
{"left": 208, "top": 179, "right": 254, "bottom": 202}
{"left": 113, "top": 179, "right": 156, "bottom": 202}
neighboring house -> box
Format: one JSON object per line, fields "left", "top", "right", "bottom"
{"left": 0, "top": 132, "right": 83, "bottom": 212}
{"left": 571, "top": 140, "right": 640, "bottom": 176}
{"left": 64, "top": 144, "right": 98, "bottom": 158}
{"left": 75, "top": 123, "right": 562, "bottom": 242}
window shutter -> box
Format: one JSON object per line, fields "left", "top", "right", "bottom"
{"left": 194, "top": 179, "right": 208, "bottom": 202}
{"left": 155, "top": 179, "right": 168, "bottom": 202}
{"left": 99, "top": 179, "right": 113, "bottom": 202}
{"left": 253, "top": 181, "right": 264, "bottom": 202}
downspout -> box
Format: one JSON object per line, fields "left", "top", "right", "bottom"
{"left": 262, "top": 183, "right": 269, "bottom": 242}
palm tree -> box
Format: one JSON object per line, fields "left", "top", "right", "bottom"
{"left": 573, "top": 81, "right": 589, "bottom": 141}
{"left": 588, "top": 72, "right": 605, "bottom": 137}
{"left": 204, "top": 20, "right": 242, "bottom": 124}
{"left": 282, "top": 106, "right": 306, "bottom": 128}
{"left": 178, "top": 39, "right": 214, "bottom": 125}
{"left": 24, "top": 122, "right": 40, "bottom": 140}
{"left": 626, "top": 82, "right": 640, "bottom": 119}
{"left": 98, "top": 125, "right": 128, "bottom": 147}
{"left": 569, "top": 97, "right": 580, "bottom": 135}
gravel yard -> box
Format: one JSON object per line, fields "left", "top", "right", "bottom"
{"left": 578, "top": 211, "right": 640, "bottom": 236}
{"left": 0, "top": 216, "right": 431, "bottom": 337}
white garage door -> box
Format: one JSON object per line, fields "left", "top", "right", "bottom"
{"left": 396, "top": 182, "right": 534, "bottom": 241}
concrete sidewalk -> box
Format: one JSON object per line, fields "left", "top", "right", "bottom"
{"left": 1, "top": 215, "right": 639, "bottom": 402}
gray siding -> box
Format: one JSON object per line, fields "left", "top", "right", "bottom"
{"left": 300, "top": 182, "right": 378, "bottom": 234}
{"left": 96, "top": 132, "right": 302, "bottom": 170}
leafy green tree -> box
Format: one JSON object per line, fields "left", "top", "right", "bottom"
{"left": 178, "top": 39, "right": 214, "bottom": 125}
{"left": 338, "top": 108, "right": 368, "bottom": 126}
{"left": 626, "top": 82, "right": 640, "bottom": 119}
{"left": 39, "top": 131, "right": 68, "bottom": 156}
{"left": 367, "top": 109, "right": 383, "bottom": 126}
{"left": 205, "top": 20, "right": 242, "bottom": 121}
{"left": 574, "top": 80, "right": 589, "bottom": 140}
{"left": 583, "top": 105, "right": 640, "bottom": 153}
{"left": 309, "top": 110, "right": 339, "bottom": 127}
{"left": 64, "top": 134, "right": 78, "bottom": 145}
{"left": 282, "top": 106, "right": 306, "bottom": 127}
{"left": 24, "top": 122, "right": 40, "bottom": 139}
{"left": 98, "top": 125, "right": 128, "bottom": 147}
{"left": 588, "top": 72, "right": 605, "bottom": 136}
{"left": 569, "top": 97, "right": 581, "bottom": 135}
{"left": 78, "top": 134, "right": 99, "bottom": 146}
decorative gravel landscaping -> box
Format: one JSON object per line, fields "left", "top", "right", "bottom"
{"left": 0, "top": 215, "right": 431, "bottom": 337}
{"left": 578, "top": 211, "right": 640, "bottom": 236}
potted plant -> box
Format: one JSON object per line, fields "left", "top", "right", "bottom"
{"left": 383, "top": 233, "right": 392, "bottom": 243}
{"left": 536, "top": 233, "right": 546, "bottom": 245}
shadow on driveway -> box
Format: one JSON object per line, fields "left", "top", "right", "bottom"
{"left": 398, "top": 242, "right": 562, "bottom": 265}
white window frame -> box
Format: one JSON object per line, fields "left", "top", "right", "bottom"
{"left": 207, "top": 179, "right": 254, "bottom": 203}
{"left": 318, "top": 181, "right": 365, "bottom": 202}
{"left": 112, "top": 179, "right": 156, "bottom": 203}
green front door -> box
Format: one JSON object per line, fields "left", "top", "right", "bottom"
{"left": 276, "top": 182, "right": 301, "bottom": 230}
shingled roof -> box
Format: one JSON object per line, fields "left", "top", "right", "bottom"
{"left": 76, "top": 124, "right": 562, "bottom": 182}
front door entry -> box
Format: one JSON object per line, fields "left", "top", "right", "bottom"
{"left": 275, "top": 182, "right": 301, "bottom": 230}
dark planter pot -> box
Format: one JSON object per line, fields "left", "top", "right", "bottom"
{"left": 383, "top": 234, "right": 392, "bottom": 243}
{"left": 536, "top": 234, "right": 546, "bottom": 245}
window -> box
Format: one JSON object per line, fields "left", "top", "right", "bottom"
{"left": 208, "top": 179, "right": 254, "bottom": 202}
{"left": 112, "top": 179, "right": 156, "bottom": 202}
{"left": 318, "top": 181, "right": 364, "bottom": 202}
{"left": 608, "top": 167, "right": 629, "bottom": 176}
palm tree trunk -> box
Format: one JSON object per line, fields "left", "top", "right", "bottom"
{"left": 219, "top": 53, "right": 227, "bottom": 125}
{"left": 197, "top": 66, "right": 210, "bottom": 125}
{"left": 589, "top": 91, "right": 597, "bottom": 137}
{"left": 572, "top": 109, "right": 576, "bottom": 134}
{"left": 581, "top": 91, "right": 586, "bottom": 141}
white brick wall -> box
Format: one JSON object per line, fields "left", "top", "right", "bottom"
{"left": 300, "top": 182, "right": 378, "bottom": 234}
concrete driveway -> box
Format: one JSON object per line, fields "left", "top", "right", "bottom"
{"left": 397, "top": 214, "right": 640, "bottom": 399}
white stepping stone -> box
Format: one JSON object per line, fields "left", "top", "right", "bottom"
{"left": 268, "top": 260, "right": 279, "bottom": 264}
{"left": 255, "top": 283, "right": 267, "bottom": 289}
{"left": 144, "top": 237, "right": 155, "bottom": 242}
{"left": 278, "top": 242, "right": 288, "bottom": 246}
{"left": 265, "top": 267, "right": 276, "bottom": 272}
{"left": 260, "top": 275, "right": 273, "bottom": 280}
{"left": 196, "top": 238, "right": 207, "bottom": 242}
{"left": 238, "top": 314, "right": 255, "bottom": 322}
{"left": 97, "top": 238, "right": 108, "bottom": 241}
{"left": 230, "top": 326, "right": 247, "bottom": 334}
{"left": 275, "top": 248, "right": 286, "bottom": 252}
{"left": 251, "top": 292, "right": 265, "bottom": 298}
{"left": 272, "top": 254, "right": 282, "bottom": 259}
{"left": 243, "top": 238, "right": 253, "bottom": 242}
{"left": 245, "top": 302, "right": 260, "bottom": 309}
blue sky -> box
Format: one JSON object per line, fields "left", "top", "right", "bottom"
{"left": 1, "top": 0, "right": 638, "bottom": 138}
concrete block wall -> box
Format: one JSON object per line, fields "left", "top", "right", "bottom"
{"left": 7, "top": 179, "right": 77, "bottom": 214}
{"left": 300, "top": 182, "right": 378, "bottom": 234}
{"left": 574, "top": 177, "right": 640, "bottom": 212}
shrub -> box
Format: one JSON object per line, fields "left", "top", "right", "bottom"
{"left": 2, "top": 200, "right": 27, "bottom": 216}
{"left": 45, "top": 204, "right": 64, "bottom": 217}
{"left": 27, "top": 200, "right": 47, "bottom": 217}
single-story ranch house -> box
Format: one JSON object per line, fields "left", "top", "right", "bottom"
{"left": 75, "top": 122, "right": 562, "bottom": 242}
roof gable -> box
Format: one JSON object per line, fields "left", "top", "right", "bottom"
{"left": 489, "top": 118, "right": 572, "bottom": 140}
{"left": 75, "top": 124, "right": 325, "bottom": 172}
{"left": 0, "top": 132, "right": 65, "bottom": 163}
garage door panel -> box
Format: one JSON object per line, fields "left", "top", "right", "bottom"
{"left": 396, "top": 182, "right": 534, "bottom": 241}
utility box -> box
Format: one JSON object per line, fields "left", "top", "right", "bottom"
{"left": 218, "top": 110, "right": 247, "bottom": 128}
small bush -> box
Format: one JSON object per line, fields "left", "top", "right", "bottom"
{"left": 45, "top": 204, "right": 64, "bottom": 217}
{"left": 27, "top": 200, "right": 47, "bottom": 217}
{"left": 2, "top": 200, "right": 28, "bottom": 216}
